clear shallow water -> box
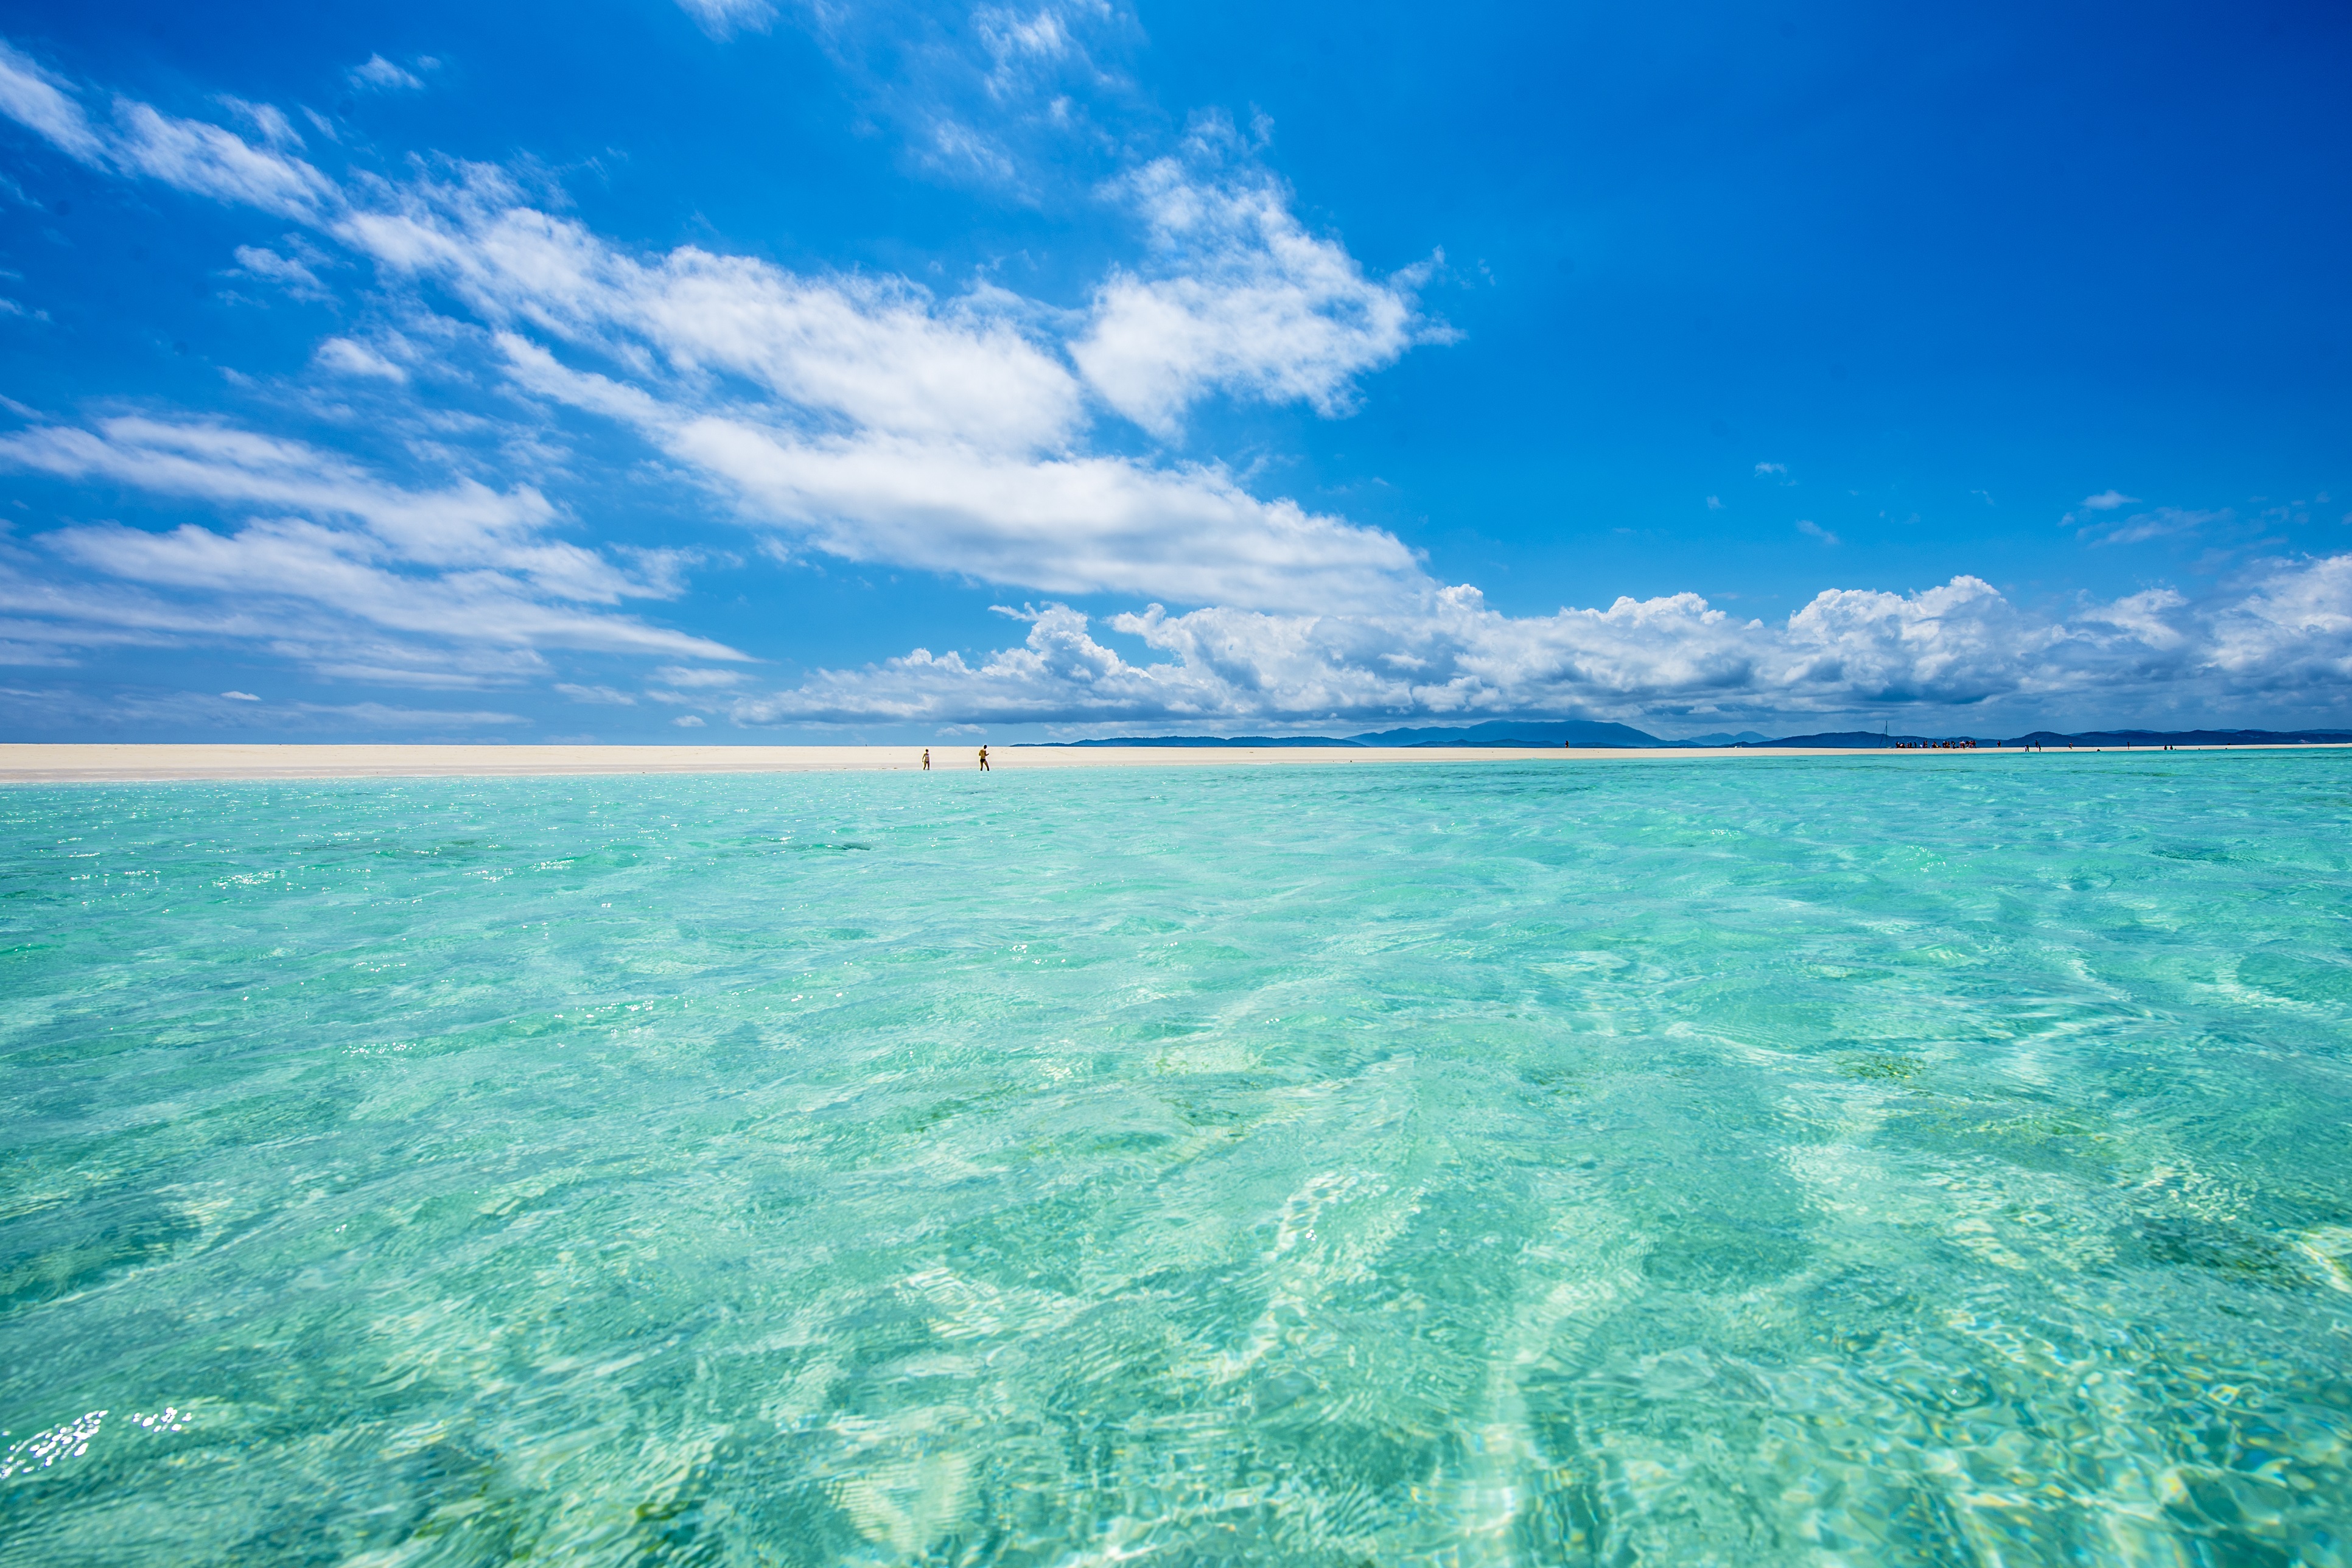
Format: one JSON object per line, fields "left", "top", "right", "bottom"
{"left": 3, "top": 754, "right": 2350, "bottom": 1568}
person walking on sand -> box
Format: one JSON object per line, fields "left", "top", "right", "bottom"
{"left": 978, "top": 745, "right": 990, "bottom": 772}
{"left": 922, "top": 748, "right": 931, "bottom": 771}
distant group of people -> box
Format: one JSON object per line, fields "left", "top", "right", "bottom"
{"left": 917, "top": 747, "right": 987, "bottom": 771}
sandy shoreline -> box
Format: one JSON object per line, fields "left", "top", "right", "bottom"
{"left": 0, "top": 741, "right": 2336, "bottom": 783}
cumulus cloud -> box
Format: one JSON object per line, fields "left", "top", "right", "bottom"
{"left": 1071, "top": 149, "right": 1446, "bottom": 435}
{"left": 2205, "top": 552, "right": 2352, "bottom": 690}
{"left": 729, "top": 559, "right": 2352, "bottom": 729}
{"left": 2081, "top": 489, "right": 2138, "bottom": 511}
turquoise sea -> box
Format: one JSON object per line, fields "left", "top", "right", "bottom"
{"left": 4, "top": 753, "right": 2350, "bottom": 1566}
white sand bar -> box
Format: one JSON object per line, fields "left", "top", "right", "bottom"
{"left": 0, "top": 741, "right": 2317, "bottom": 783}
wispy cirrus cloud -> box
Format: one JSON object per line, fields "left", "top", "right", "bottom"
{"left": 0, "top": 679, "right": 527, "bottom": 734}
{"left": 348, "top": 55, "right": 429, "bottom": 92}
{"left": 0, "top": 40, "right": 106, "bottom": 161}
{"left": 0, "top": 41, "right": 335, "bottom": 220}
{"left": 0, "top": 416, "right": 741, "bottom": 682}
{"left": 230, "top": 242, "right": 331, "bottom": 299}
{"left": 674, "top": 0, "right": 777, "bottom": 41}
{"left": 2078, "top": 506, "right": 2230, "bottom": 547}
{"left": 776, "top": 0, "right": 1139, "bottom": 194}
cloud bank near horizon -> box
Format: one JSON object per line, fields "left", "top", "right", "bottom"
{"left": 731, "top": 560, "right": 2352, "bottom": 731}
{"left": 0, "top": 32, "right": 2346, "bottom": 736}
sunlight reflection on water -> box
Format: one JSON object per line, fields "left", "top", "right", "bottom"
{"left": 2, "top": 754, "right": 2349, "bottom": 1564}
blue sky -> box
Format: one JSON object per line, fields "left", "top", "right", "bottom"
{"left": 1, "top": 0, "right": 2347, "bottom": 741}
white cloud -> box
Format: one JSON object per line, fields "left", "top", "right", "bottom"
{"left": 0, "top": 416, "right": 743, "bottom": 681}
{"left": 1754, "top": 461, "right": 1787, "bottom": 476}
{"left": 2081, "top": 489, "right": 2138, "bottom": 511}
{"left": 349, "top": 55, "right": 425, "bottom": 91}
{"left": 779, "top": 0, "right": 1131, "bottom": 195}
{"left": 217, "top": 96, "right": 303, "bottom": 149}
{"left": 4, "top": 52, "right": 1454, "bottom": 625}
{"left": 47, "top": 516, "right": 723, "bottom": 659}
{"left": 969, "top": 1, "right": 1126, "bottom": 131}
{"left": 107, "top": 100, "right": 336, "bottom": 220}
{"left": 0, "top": 416, "right": 621, "bottom": 593}
{"left": 654, "top": 664, "right": 748, "bottom": 688}
{"left": 2205, "top": 552, "right": 2352, "bottom": 689}
{"left": 340, "top": 187, "right": 1086, "bottom": 450}
{"left": 1796, "top": 519, "right": 1839, "bottom": 545}
{"left": 474, "top": 243, "right": 1423, "bottom": 611}
{"left": 2082, "top": 506, "right": 2227, "bottom": 547}
{"left": 672, "top": 712, "right": 707, "bottom": 727}
{"left": 978, "top": 5, "right": 1079, "bottom": 78}
{"left": 731, "top": 559, "right": 2352, "bottom": 729}
{"left": 314, "top": 335, "right": 409, "bottom": 382}
{"left": 555, "top": 682, "right": 638, "bottom": 704}
{"left": 1706, "top": 495, "right": 1721, "bottom": 509}
{"left": 0, "top": 40, "right": 105, "bottom": 163}
{"left": 645, "top": 418, "right": 1422, "bottom": 613}
{"left": 222, "top": 689, "right": 259, "bottom": 699}
{"left": 0, "top": 43, "right": 335, "bottom": 222}
{"left": 1070, "top": 152, "right": 1445, "bottom": 435}
{"left": 0, "top": 682, "right": 527, "bottom": 732}
{"left": 673, "top": 0, "right": 775, "bottom": 40}
{"left": 232, "top": 243, "right": 329, "bottom": 298}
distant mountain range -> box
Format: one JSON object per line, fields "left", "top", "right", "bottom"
{"left": 1027, "top": 724, "right": 2352, "bottom": 749}
{"left": 1745, "top": 729, "right": 2352, "bottom": 748}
